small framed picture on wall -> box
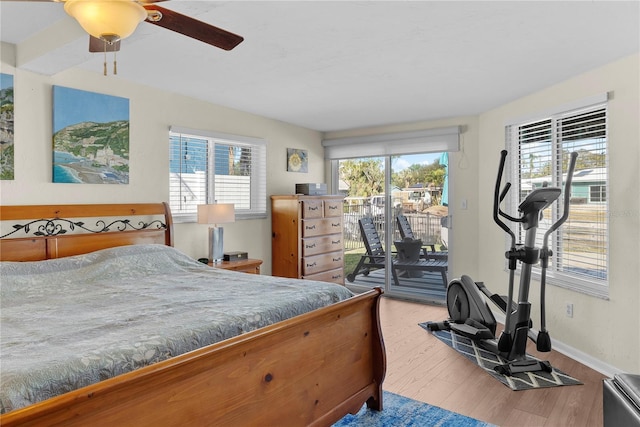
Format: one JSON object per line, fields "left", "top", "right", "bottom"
{"left": 287, "top": 148, "right": 308, "bottom": 173}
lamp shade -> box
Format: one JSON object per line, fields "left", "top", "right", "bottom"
{"left": 64, "top": 0, "right": 147, "bottom": 41}
{"left": 197, "top": 204, "right": 235, "bottom": 225}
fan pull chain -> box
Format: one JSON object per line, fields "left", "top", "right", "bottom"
{"left": 103, "top": 40, "right": 108, "bottom": 76}
{"left": 100, "top": 41, "right": 119, "bottom": 76}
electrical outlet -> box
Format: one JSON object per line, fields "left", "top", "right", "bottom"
{"left": 566, "top": 303, "right": 574, "bottom": 318}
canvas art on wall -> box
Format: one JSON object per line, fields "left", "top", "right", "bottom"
{"left": 0, "top": 73, "right": 14, "bottom": 180}
{"left": 53, "top": 86, "right": 130, "bottom": 184}
{"left": 287, "top": 148, "right": 308, "bottom": 173}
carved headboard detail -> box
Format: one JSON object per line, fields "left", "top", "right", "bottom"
{"left": 0, "top": 203, "right": 174, "bottom": 261}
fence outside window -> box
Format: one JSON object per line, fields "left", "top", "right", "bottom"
{"left": 343, "top": 201, "right": 445, "bottom": 251}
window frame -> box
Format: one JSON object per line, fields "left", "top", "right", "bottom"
{"left": 169, "top": 127, "right": 267, "bottom": 223}
{"left": 505, "top": 97, "right": 609, "bottom": 299}
{"left": 589, "top": 185, "right": 606, "bottom": 203}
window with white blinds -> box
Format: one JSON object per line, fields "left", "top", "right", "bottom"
{"left": 169, "top": 128, "right": 267, "bottom": 222}
{"left": 505, "top": 102, "right": 608, "bottom": 298}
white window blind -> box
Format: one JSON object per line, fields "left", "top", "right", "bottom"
{"left": 169, "top": 127, "right": 267, "bottom": 222}
{"left": 506, "top": 101, "right": 608, "bottom": 298}
{"left": 322, "top": 126, "right": 461, "bottom": 159}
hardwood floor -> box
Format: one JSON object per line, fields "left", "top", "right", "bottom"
{"left": 378, "top": 296, "right": 606, "bottom": 426}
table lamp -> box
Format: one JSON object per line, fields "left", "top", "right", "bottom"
{"left": 197, "top": 203, "right": 235, "bottom": 264}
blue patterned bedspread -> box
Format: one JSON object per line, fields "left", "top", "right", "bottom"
{"left": 0, "top": 244, "right": 354, "bottom": 413}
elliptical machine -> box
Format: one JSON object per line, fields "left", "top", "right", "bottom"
{"left": 428, "top": 150, "right": 578, "bottom": 376}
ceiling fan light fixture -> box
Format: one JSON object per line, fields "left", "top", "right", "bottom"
{"left": 64, "top": 0, "right": 147, "bottom": 42}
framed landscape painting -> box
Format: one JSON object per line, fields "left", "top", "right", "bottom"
{"left": 0, "top": 73, "right": 14, "bottom": 180}
{"left": 53, "top": 86, "right": 130, "bottom": 184}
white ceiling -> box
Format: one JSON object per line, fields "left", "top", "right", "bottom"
{"left": 1, "top": 1, "right": 638, "bottom": 132}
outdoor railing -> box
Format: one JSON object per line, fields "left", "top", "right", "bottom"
{"left": 343, "top": 202, "right": 445, "bottom": 251}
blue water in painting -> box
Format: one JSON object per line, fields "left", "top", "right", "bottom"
{"left": 53, "top": 165, "right": 81, "bottom": 183}
{"left": 53, "top": 151, "right": 82, "bottom": 183}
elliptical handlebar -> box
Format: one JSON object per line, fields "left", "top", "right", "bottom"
{"left": 537, "top": 151, "right": 578, "bottom": 349}
{"left": 493, "top": 150, "right": 578, "bottom": 247}
{"left": 493, "top": 150, "right": 517, "bottom": 248}
{"left": 542, "top": 151, "right": 579, "bottom": 247}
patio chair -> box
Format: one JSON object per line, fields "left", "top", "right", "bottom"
{"left": 346, "top": 217, "right": 448, "bottom": 286}
{"left": 396, "top": 214, "right": 448, "bottom": 260}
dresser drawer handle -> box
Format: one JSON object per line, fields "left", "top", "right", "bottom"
{"left": 306, "top": 225, "right": 316, "bottom": 230}
{"left": 328, "top": 205, "right": 337, "bottom": 210}
{"left": 306, "top": 262, "right": 317, "bottom": 267}
{"left": 332, "top": 274, "right": 342, "bottom": 279}
{"left": 331, "top": 222, "right": 340, "bottom": 227}
{"left": 333, "top": 257, "right": 342, "bottom": 262}
{"left": 331, "top": 239, "right": 341, "bottom": 244}
{"left": 308, "top": 206, "right": 319, "bottom": 211}
{"left": 306, "top": 243, "right": 316, "bottom": 249}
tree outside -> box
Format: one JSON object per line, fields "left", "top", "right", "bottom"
{"left": 339, "top": 156, "right": 446, "bottom": 198}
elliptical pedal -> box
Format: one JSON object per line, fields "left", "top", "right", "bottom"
{"left": 494, "top": 359, "right": 553, "bottom": 376}
{"left": 450, "top": 319, "right": 494, "bottom": 340}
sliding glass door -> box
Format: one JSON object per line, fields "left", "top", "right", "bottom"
{"left": 323, "top": 126, "right": 459, "bottom": 303}
{"left": 341, "top": 156, "right": 388, "bottom": 292}
{"left": 338, "top": 152, "right": 450, "bottom": 303}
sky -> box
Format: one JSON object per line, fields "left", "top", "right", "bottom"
{"left": 0, "top": 73, "right": 13, "bottom": 90}
{"left": 53, "top": 86, "right": 129, "bottom": 132}
{"left": 392, "top": 152, "right": 442, "bottom": 171}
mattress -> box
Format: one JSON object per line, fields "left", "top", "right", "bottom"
{"left": 0, "top": 244, "right": 354, "bottom": 413}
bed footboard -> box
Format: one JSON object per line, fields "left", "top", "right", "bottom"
{"left": 0, "top": 288, "right": 385, "bottom": 427}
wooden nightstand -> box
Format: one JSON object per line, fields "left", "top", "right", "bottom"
{"left": 209, "top": 258, "right": 263, "bottom": 274}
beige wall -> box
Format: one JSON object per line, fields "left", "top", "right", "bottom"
{"left": 0, "top": 42, "right": 326, "bottom": 274}
{"left": 3, "top": 39, "right": 638, "bottom": 373}
{"left": 478, "top": 53, "right": 639, "bottom": 373}
{"left": 324, "top": 53, "right": 640, "bottom": 374}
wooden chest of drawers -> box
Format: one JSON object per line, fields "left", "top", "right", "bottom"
{"left": 271, "top": 195, "right": 344, "bottom": 285}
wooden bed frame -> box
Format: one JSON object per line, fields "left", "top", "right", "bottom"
{"left": 0, "top": 203, "right": 386, "bottom": 426}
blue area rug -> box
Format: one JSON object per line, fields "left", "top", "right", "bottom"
{"left": 333, "top": 391, "right": 495, "bottom": 427}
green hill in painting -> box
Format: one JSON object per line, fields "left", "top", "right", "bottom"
{"left": 53, "top": 120, "right": 129, "bottom": 184}
{"left": 0, "top": 85, "right": 14, "bottom": 180}
{"left": 53, "top": 120, "right": 129, "bottom": 160}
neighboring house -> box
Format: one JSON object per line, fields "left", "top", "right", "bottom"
{"left": 523, "top": 168, "right": 607, "bottom": 204}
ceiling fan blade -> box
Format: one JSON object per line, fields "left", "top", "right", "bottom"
{"left": 89, "top": 36, "right": 120, "bottom": 53}
{"left": 143, "top": 4, "right": 243, "bottom": 51}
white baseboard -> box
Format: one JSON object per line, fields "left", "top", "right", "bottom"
{"left": 493, "top": 312, "right": 621, "bottom": 378}
{"left": 549, "top": 338, "right": 622, "bottom": 378}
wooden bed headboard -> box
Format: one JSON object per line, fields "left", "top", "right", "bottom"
{"left": 0, "top": 203, "right": 174, "bottom": 262}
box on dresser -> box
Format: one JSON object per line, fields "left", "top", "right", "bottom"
{"left": 223, "top": 251, "right": 248, "bottom": 262}
{"left": 295, "top": 183, "right": 327, "bottom": 196}
{"left": 271, "top": 195, "right": 344, "bottom": 285}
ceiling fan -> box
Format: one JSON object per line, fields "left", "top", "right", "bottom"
{"left": 5, "top": 0, "right": 243, "bottom": 73}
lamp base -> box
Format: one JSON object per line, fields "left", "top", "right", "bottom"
{"left": 208, "top": 226, "right": 224, "bottom": 264}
